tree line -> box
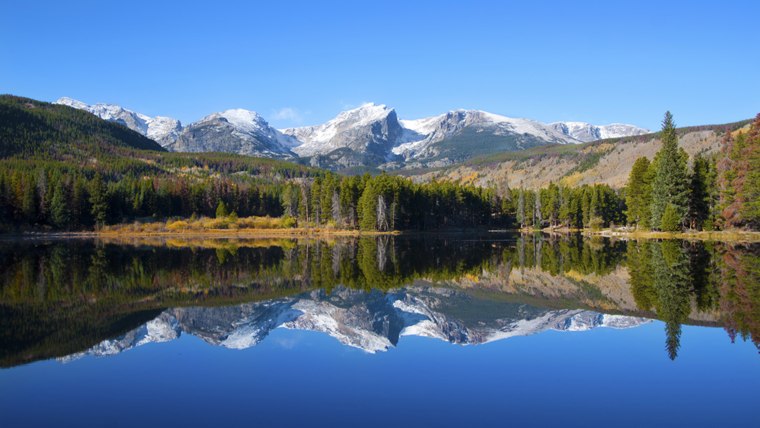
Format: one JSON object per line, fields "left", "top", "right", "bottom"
{"left": 514, "top": 112, "right": 759, "bottom": 232}
{"left": 625, "top": 112, "right": 759, "bottom": 231}
{"left": 280, "top": 173, "right": 509, "bottom": 231}
{"left": 0, "top": 163, "right": 511, "bottom": 232}
{"left": 511, "top": 182, "right": 625, "bottom": 230}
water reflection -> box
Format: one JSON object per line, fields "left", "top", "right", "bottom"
{"left": 60, "top": 288, "right": 650, "bottom": 359}
{"left": 0, "top": 234, "right": 758, "bottom": 366}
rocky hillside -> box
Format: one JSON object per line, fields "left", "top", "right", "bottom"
{"left": 405, "top": 119, "right": 752, "bottom": 189}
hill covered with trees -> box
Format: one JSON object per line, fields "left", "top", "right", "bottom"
{"left": 504, "top": 113, "right": 760, "bottom": 232}
{"left": 409, "top": 117, "right": 752, "bottom": 191}
{"left": 0, "top": 96, "right": 508, "bottom": 232}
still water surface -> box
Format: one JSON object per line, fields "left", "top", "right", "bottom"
{"left": 0, "top": 234, "right": 758, "bottom": 427}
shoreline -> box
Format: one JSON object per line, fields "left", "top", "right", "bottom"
{"left": 3, "top": 227, "right": 759, "bottom": 243}
{"left": 516, "top": 226, "right": 760, "bottom": 243}
{"left": 584, "top": 229, "right": 760, "bottom": 243}
{"left": 4, "top": 228, "right": 402, "bottom": 240}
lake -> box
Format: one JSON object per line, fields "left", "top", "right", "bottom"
{"left": 0, "top": 234, "right": 758, "bottom": 427}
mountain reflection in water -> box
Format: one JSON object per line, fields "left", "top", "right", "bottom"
{"left": 0, "top": 234, "right": 758, "bottom": 367}
{"left": 60, "top": 288, "right": 649, "bottom": 360}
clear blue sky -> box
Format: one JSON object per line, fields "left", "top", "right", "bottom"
{"left": 2, "top": 0, "right": 758, "bottom": 130}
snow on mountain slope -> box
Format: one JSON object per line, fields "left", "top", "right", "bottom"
{"left": 55, "top": 97, "right": 182, "bottom": 147}
{"left": 167, "top": 109, "right": 297, "bottom": 159}
{"left": 393, "top": 110, "right": 580, "bottom": 162}
{"left": 550, "top": 121, "right": 649, "bottom": 143}
{"left": 55, "top": 96, "right": 649, "bottom": 166}
{"left": 281, "top": 103, "right": 406, "bottom": 159}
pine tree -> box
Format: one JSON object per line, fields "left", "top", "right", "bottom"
{"left": 517, "top": 187, "right": 525, "bottom": 228}
{"left": 688, "top": 154, "right": 711, "bottom": 230}
{"left": 739, "top": 114, "right": 760, "bottom": 228}
{"left": 50, "top": 179, "right": 71, "bottom": 229}
{"left": 311, "top": 178, "right": 322, "bottom": 224}
{"left": 625, "top": 157, "right": 653, "bottom": 229}
{"left": 660, "top": 204, "right": 681, "bottom": 232}
{"left": 21, "top": 175, "right": 37, "bottom": 224}
{"left": 650, "top": 112, "right": 690, "bottom": 230}
{"left": 215, "top": 200, "right": 229, "bottom": 218}
{"left": 89, "top": 173, "right": 108, "bottom": 228}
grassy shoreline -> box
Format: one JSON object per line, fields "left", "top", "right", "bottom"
{"left": 4, "top": 219, "right": 759, "bottom": 243}
{"left": 584, "top": 229, "right": 760, "bottom": 243}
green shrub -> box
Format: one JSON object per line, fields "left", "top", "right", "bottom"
{"left": 589, "top": 216, "right": 604, "bottom": 231}
{"left": 281, "top": 216, "right": 297, "bottom": 228}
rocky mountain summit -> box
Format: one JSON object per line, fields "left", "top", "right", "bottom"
{"left": 56, "top": 97, "right": 648, "bottom": 169}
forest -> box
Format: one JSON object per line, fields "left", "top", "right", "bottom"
{"left": 512, "top": 112, "right": 760, "bottom": 232}
{"left": 0, "top": 95, "right": 758, "bottom": 233}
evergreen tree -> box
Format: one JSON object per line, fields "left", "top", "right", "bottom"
{"left": 688, "top": 154, "right": 712, "bottom": 230}
{"left": 650, "top": 112, "right": 690, "bottom": 230}
{"left": 517, "top": 187, "right": 525, "bottom": 228}
{"left": 651, "top": 241, "right": 692, "bottom": 360}
{"left": 50, "top": 179, "right": 71, "bottom": 229}
{"left": 20, "top": 176, "right": 37, "bottom": 223}
{"left": 625, "top": 157, "right": 653, "bottom": 229}
{"left": 739, "top": 115, "right": 760, "bottom": 228}
{"left": 215, "top": 200, "right": 229, "bottom": 218}
{"left": 660, "top": 204, "right": 682, "bottom": 232}
{"left": 89, "top": 173, "right": 108, "bottom": 228}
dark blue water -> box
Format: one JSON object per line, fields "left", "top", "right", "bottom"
{"left": 0, "top": 235, "right": 758, "bottom": 427}
{"left": 1, "top": 322, "right": 757, "bottom": 428}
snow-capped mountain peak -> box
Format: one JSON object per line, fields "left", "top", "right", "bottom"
{"left": 214, "top": 108, "right": 264, "bottom": 130}
{"left": 56, "top": 96, "right": 90, "bottom": 110}
{"left": 54, "top": 97, "right": 182, "bottom": 147}
{"left": 281, "top": 102, "right": 403, "bottom": 161}
{"left": 55, "top": 95, "right": 650, "bottom": 169}
{"left": 392, "top": 109, "right": 579, "bottom": 164}
{"left": 170, "top": 108, "right": 297, "bottom": 158}
{"left": 334, "top": 102, "right": 393, "bottom": 125}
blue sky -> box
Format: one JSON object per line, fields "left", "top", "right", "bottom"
{"left": 2, "top": 0, "right": 758, "bottom": 130}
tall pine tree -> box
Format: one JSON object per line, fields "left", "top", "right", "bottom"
{"left": 625, "top": 157, "right": 652, "bottom": 229}
{"left": 650, "top": 111, "right": 690, "bottom": 230}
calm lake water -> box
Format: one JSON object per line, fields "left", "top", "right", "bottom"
{"left": 1, "top": 234, "right": 758, "bottom": 428}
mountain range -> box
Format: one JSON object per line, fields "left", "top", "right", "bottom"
{"left": 55, "top": 97, "right": 649, "bottom": 170}
{"left": 60, "top": 287, "right": 649, "bottom": 359}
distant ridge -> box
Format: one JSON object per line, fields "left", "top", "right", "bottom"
{"left": 0, "top": 95, "right": 164, "bottom": 157}
{"left": 55, "top": 96, "right": 648, "bottom": 171}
